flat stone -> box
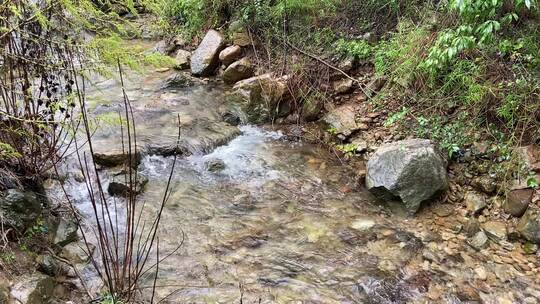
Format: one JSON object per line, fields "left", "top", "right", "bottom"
{"left": 433, "top": 204, "right": 454, "bottom": 217}
{"left": 464, "top": 191, "right": 487, "bottom": 215}
{"left": 474, "top": 266, "right": 488, "bottom": 280}
{"left": 468, "top": 230, "right": 489, "bottom": 250}
{"left": 483, "top": 221, "right": 507, "bottom": 242}
{"left": 350, "top": 218, "right": 376, "bottom": 231}
{"left": 93, "top": 149, "right": 141, "bottom": 168}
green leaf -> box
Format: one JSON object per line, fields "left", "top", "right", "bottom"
{"left": 527, "top": 177, "right": 538, "bottom": 189}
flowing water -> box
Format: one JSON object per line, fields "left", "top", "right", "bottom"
{"left": 47, "top": 64, "right": 540, "bottom": 303}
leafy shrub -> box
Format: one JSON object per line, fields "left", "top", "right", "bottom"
{"left": 374, "top": 23, "right": 429, "bottom": 86}
{"left": 336, "top": 39, "right": 372, "bottom": 60}
{"left": 422, "top": 0, "right": 537, "bottom": 76}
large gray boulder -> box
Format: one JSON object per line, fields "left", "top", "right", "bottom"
{"left": 0, "top": 189, "right": 42, "bottom": 231}
{"left": 366, "top": 139, "right": 448, "bottom": 213}
{"left": 190, "top": 30, "right": 225, "bottom": 76}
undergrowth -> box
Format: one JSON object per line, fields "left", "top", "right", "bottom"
{"left": 154, "top": 0, "right": 539, "bottom": 170}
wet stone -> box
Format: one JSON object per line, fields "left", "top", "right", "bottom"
{"left": 107, "top": 173, "right": 148, "bottom": 197}
{"left": 206, "top": 158, "right": 226, "bottom": 172}
{"left": 161, "top": 73, "right": 197, "bottom": 89}
{"left": 93, "top": 149, "right": 141, "bottom": 168}
{"left": 433, "top": 204, "right": 454, "bottom": 217}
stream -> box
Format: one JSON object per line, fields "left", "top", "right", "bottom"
{"left": 46, "top": 65, "right": 540, "bottom": 303}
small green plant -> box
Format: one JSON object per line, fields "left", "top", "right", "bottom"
{"left": 99, "top": 295, "right": 123, "bottom": 304}
{"left": 335, "top": 143, "right": 360, "bottom": 157}
{"left": 26, "top": 219, "right": 48, "bottom": 237}
{"left": 422, "top": 0, "right": 537, "bottom": 76}
{"left": 384, "top": 107, "right": 409, "bottom": 127}
{"left": 336, "top": 39, "right": 372, "bottom": 60}
{"left": 415, "top": 114, "right": 473, "bottom": 158}
{"left": 20, "top": 218, "right": 48, "bottom": 252}
{"left": 327, "top": 126, "right": 338, "bottom": 135}
{"left": 527, "top": 176, "right": 539, "bottom": 189}
{"left": 0, "top": 142, "right": 22, "bottom": 160}
{"left": 1, "top": 252, "right": 15, "bottom": 264}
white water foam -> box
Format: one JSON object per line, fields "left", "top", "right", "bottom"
{"left": 141, "top": 125, "right": 284, "bottom": 189}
